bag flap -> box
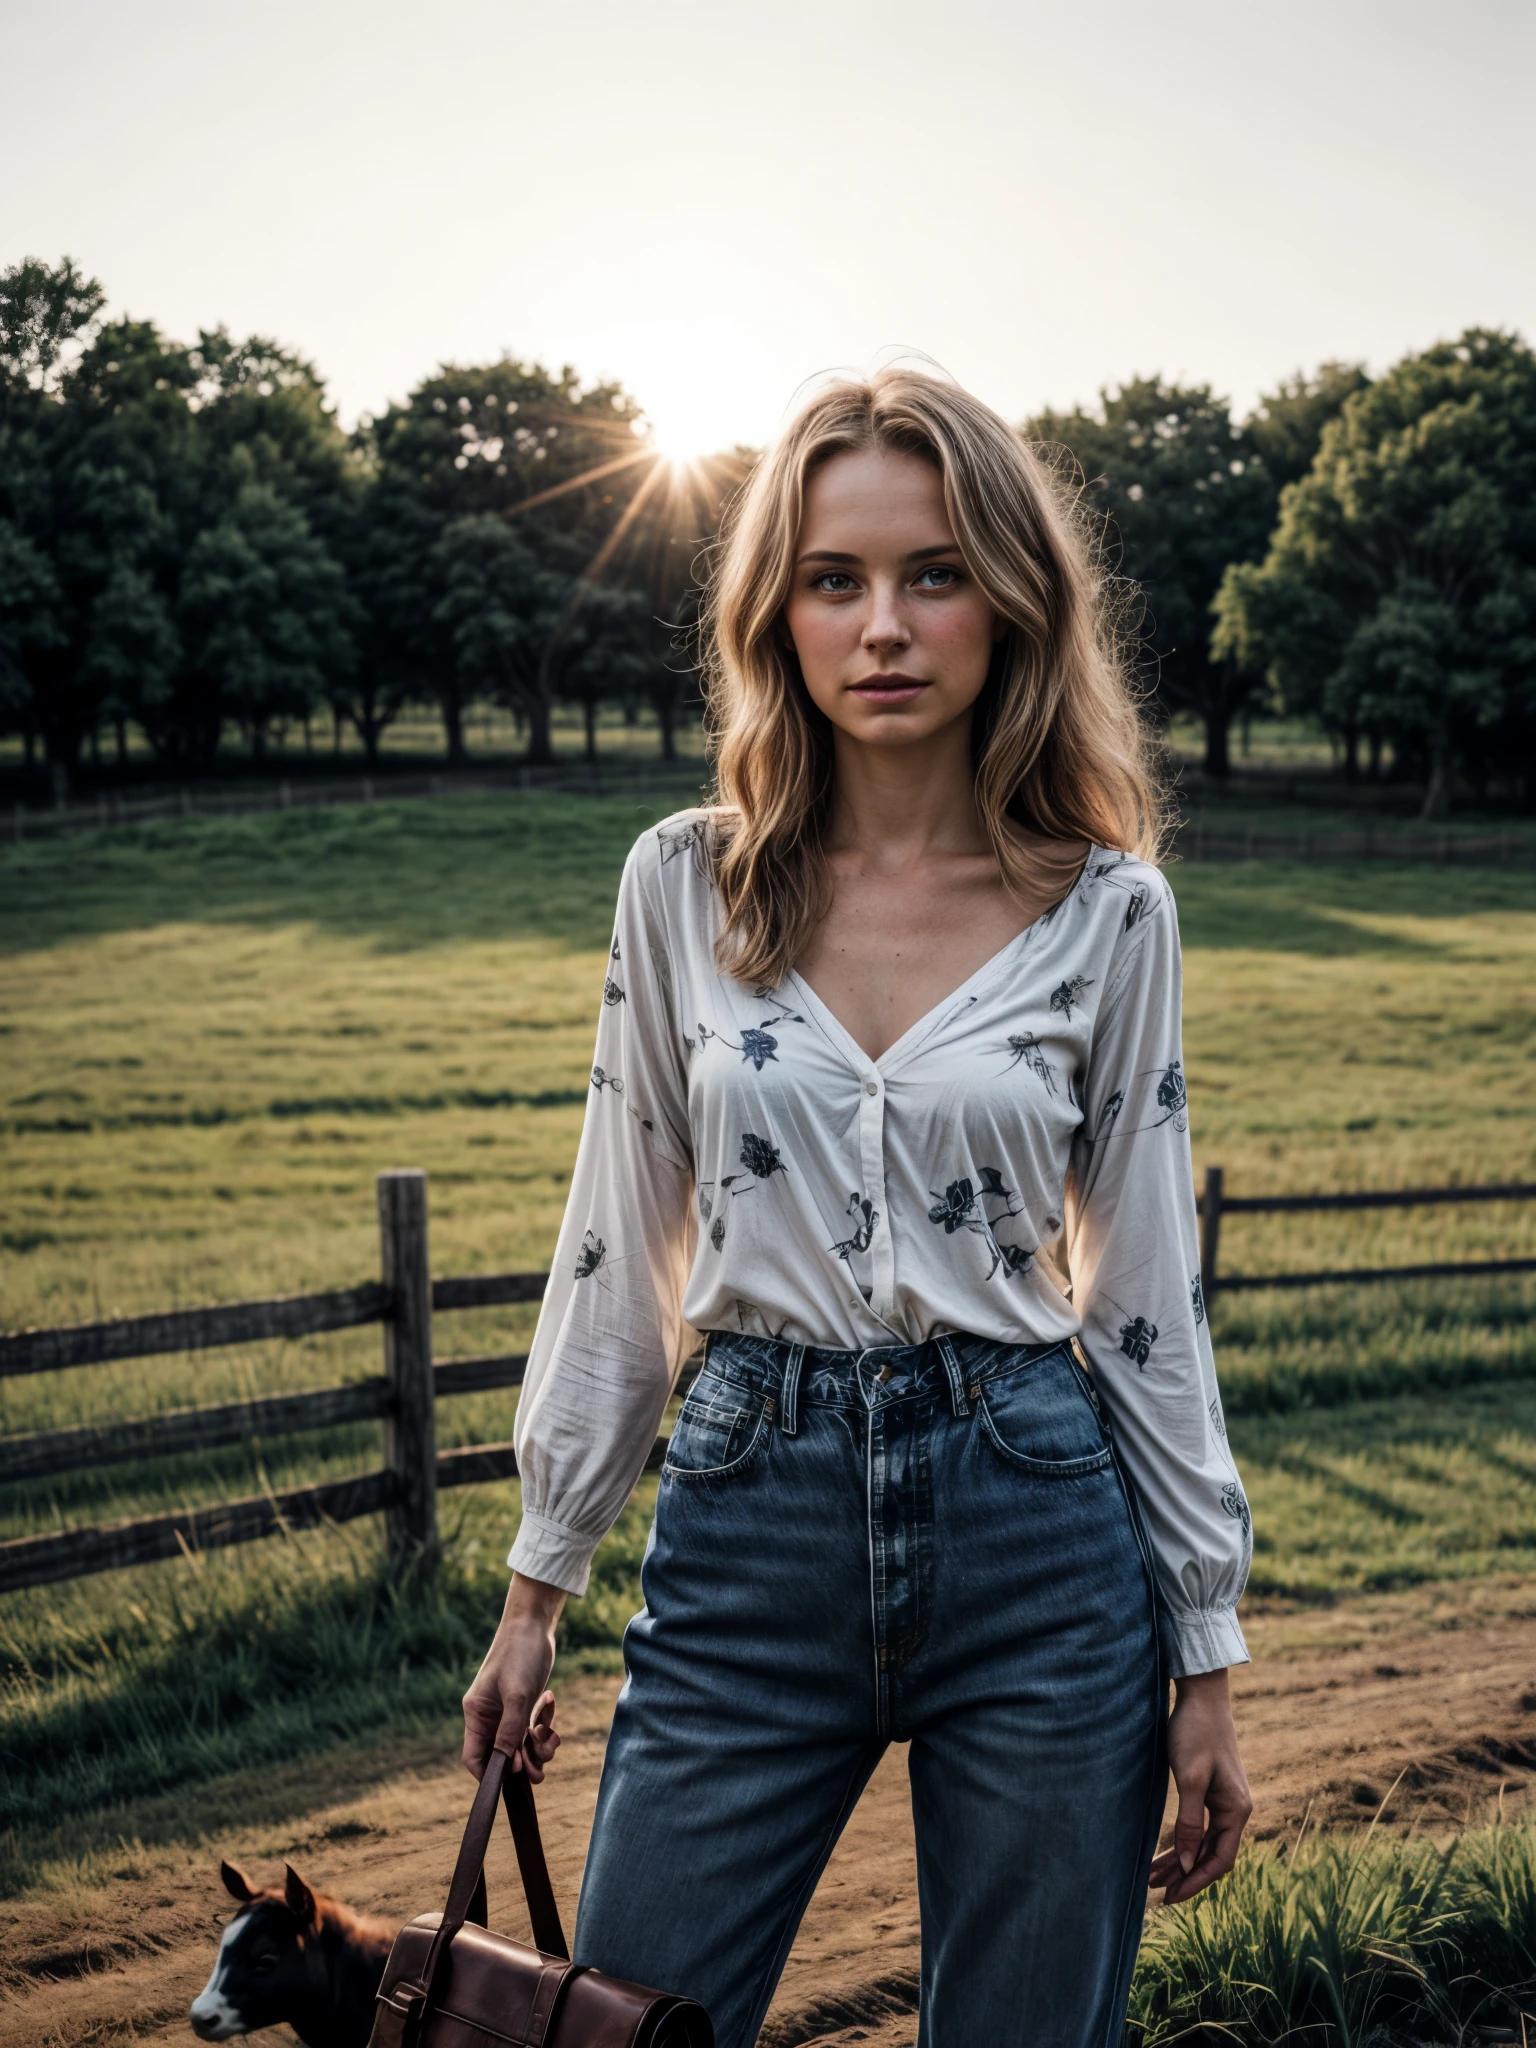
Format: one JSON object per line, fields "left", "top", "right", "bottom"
{"left": 560, "top": 1968, "right": 705, "bottom": 2048}
{"left": 375, "top": 1916, "right": 710, "bottom": 2048}
{"left": 380, "top": 1919, "right": 563, "bottom": 2043}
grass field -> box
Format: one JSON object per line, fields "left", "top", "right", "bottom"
{"left": 2, "top": 793, "right": 1534, "bottom": 1865}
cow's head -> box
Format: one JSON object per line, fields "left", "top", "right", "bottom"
{"left": 189, "top": 1862, "right": 326, "bottom": 2040}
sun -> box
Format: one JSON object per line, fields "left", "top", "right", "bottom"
{"left": 643, "top": 406, "right": 724, "bottom": 469}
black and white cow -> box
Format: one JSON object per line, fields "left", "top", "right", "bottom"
{"left": 190, "top": 1861, "right": 396, "bottom": 2048}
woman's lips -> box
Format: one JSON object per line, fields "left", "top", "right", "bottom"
{"left": 848, "top": 674, "right": 931, "bottom": 702}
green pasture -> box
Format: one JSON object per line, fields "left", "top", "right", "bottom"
{"left": 1, "top": 794, "right": 1534, "bottom": 1866}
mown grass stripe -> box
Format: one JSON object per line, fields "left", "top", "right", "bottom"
{"left": 4, "top": 1086, "right": 588, "bottom": 1136}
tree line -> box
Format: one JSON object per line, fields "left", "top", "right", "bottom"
{"left": 3, "top": 256, "right": 1533, "bottom": 815}
{"left": 1027, "top": 334, "right": 1536, "bottom": 813}
{"left": 0, "top": 257, "right": 736, "bottom": 797}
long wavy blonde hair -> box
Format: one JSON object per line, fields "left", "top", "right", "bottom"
{"left": 702, "top": 366, "right": 1165, "bottom": 989}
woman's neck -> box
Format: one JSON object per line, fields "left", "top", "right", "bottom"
{"left": 825, "top": 713, "right": 987, "bottom": 865}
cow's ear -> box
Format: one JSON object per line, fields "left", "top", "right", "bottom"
{"left": 221, "top": 1861, "right": 258, "bottom": 1902}
{"left": 285, "top": 1865, "right": 319, "bottom": 1927}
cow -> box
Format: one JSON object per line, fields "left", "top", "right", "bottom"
{"left": 190, "top": 1861, "right": 397, "bottom": 2048}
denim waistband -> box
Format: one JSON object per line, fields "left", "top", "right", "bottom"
{"left": 701, "top": 1329, "right": 1072, "bottom": 1428}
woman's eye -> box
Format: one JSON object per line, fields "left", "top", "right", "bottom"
{"left": 914, "top": 564, "right": 960, "bottom": 588}
{"left": 814, "top": 572, "right": 856, "bottom": 593}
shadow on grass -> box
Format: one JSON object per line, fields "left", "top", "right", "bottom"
{"left": 0, "top": 1721, "right": 464, "bottom": 1901}
{"left": 1169, "top": 861, "right": 1529, "bottom": 955}
{"left": 4, "top": 796, "right": 1533, "bottom": 962}
{"left": 0, "top": 794, "right": 692, "bottom": 959}
{"left": 0, "top": 1496, "right": 651, "bottom": 1892}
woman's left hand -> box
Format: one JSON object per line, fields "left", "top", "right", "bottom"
{"left": 1148, "top": 1667, "right": 1253, "bottom": 1905}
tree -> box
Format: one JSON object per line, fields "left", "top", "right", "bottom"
{"left": 0, "top": 255, "right": 104, "bottom": 388}
{"left": 1212, "top": 329, "right": 1536, "bottom": 815}
{"left": 0, "top": 259, "right": 362, "bottom": 782}
{"left": 431, "top": 514, "right": 562, "bottom": 759}
{"left": 361, "top": 359, "right": 650, "bottom": 763}
{"left": 549, "top": 579, "right": 656, "bottom": 761}
{"left": 620, "top": 449, "right": 751, "bottom": 758}
{"left": 1026, "top": 380, "right": 1276, "bottom": 775}
{"left": 1245, "top": 361, "right": 1371, "bottom": 491}
{"left": 189, "top": 330, "right": 364, "bottom": 754}
{"left": 177, "top": 483, "right": 353, "bottom": 759}
{"left": 0, "top": 288, "right": 198, "bottom": 791}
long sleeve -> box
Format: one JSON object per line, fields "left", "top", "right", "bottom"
{"left": 1064, "top": 876, "right": 1251, "bottom": 1677}
{"left": 509, "top": 840, "right": 697, "bottom": 1596}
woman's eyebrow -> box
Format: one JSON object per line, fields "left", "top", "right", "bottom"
{"left": 794, "top": 541, "right": 962, "bottom": 567}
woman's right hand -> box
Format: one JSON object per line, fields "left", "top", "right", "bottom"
{"left": 462, "top": 1572, "right": 568, "bottom": 1781}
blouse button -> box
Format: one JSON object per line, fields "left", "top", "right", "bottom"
{"left": 863, "top": 1077, "right": 879, "bottom": 1096}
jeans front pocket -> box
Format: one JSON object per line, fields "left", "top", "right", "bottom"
{"left": 662, "top": 1373, "right": 772, "bottom": 1482}
{"left": 975, "top": 1343, "right": 1114, "bottom": 1476}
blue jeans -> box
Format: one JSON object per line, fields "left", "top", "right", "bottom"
{"left": 574, "top": 1331, "right": 1167, "bottom": 2048}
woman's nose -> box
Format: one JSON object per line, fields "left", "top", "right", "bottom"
{"left": 861, "top": 584, "right": 910, "bottom": 652}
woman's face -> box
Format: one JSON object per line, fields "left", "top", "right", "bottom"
{"left": 784, "top": 444, "right": 1005, "bottom": 750}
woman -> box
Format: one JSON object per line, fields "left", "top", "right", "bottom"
{"left": 463, "top": 368, "right": 1253, "bottom": 2047}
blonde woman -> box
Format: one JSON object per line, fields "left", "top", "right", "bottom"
{"left": 463, "top": 369, "right": 1254, "bottom": 2047}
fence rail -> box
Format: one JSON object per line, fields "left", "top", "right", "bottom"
{"left": 1197, "top": 1168, "right": 1536, "bottom": 1297}
{"left": 1180, "top": 825, "right": 1533, "bottom": 864}
{"left": 8, "top": 764, "right": 710, "bottom": 842}
{"left": 0, "top": 1353, "right": 531, "bottom": 1484}
{"left": 3, "top": 1167, "right": 1533, "bottom": 1597}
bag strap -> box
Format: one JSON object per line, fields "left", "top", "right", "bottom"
{"left": 417, "top": 1748, "right": 569, "bottom": 2004}
{"left": 500, "top": 1756, "right": 569, "bottom": 1960}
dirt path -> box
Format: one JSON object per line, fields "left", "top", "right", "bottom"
{"left": 4, "top": 1586, "right": 1534, "bottom": 2048}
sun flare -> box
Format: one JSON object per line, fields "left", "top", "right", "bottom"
{"left": 644, "top": 408, "right": 726, "bottom": 469}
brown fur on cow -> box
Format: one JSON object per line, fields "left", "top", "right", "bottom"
{"left": 190, "top": 1861, "right": 398, "bottom": 2048}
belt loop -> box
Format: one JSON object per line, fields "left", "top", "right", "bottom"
{"left": 936, "top": 1336, "right": 970, "bottom": 1418}
{"left": 780, "top": 1343, "right": 805, "bottom": 1436}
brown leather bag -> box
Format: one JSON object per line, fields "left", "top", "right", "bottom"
{"left": 368, "top": 1748, "right": 712, "bottom": 2048}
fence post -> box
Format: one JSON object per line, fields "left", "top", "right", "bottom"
{"left": 378, "top": 1169, "right": 438, "bottom": 1558}
{"left": 1199, "top": 1165, "right": 1224, "bottom": 1306}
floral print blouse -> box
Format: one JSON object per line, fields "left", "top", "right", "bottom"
{"left": 510, "top": 810, "right": 1251, "bottom": 1676}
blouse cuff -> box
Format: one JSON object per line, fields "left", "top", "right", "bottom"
{"left": 1165, "top": 1604, "right": 1250, "bottom": 1678}
{"left": 508, "top": 1509, "right": 600, "bottom": 1599}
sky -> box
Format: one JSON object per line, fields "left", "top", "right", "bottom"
{"left": 4, "top": 0, "right": 1534, "bottom": 453}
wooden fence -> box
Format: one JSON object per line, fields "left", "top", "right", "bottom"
{"left": 1198, "top": 1168, "right": 1536, "bottom": 1296}
{"left": 0, "top": 1171, "right": 567, "bottom": 1596}
{"left": 3, "top": 1167, "right": 1534, "bottom": 1597}
{"left": 1180, "top": 824, "right": 1533, "bottom": 864}
{"left": 8, "top": 763, "right": 708, "bottom": 841}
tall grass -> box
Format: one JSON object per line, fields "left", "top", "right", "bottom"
{"left": 1129, "top": 1815, "right": 1536, "bottom": 2045}
{"left": 0, "top": 1486, "right": 655, "bottom": 1859}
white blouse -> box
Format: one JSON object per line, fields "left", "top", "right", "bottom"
{"left": 510, "top": 810, "right": 1252, "bottom": 1677}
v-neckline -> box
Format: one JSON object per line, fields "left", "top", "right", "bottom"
{"left": 787, "top": 874, "right": 1078, "bottom": 1078}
